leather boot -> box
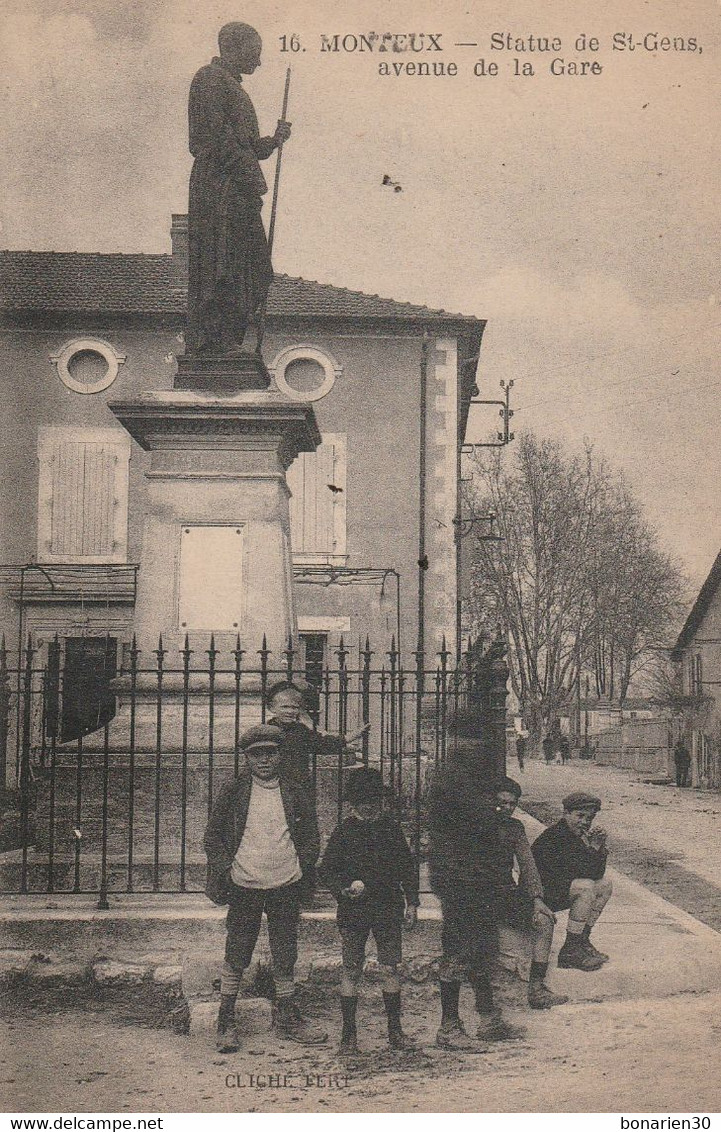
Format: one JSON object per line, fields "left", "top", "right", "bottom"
{"left": 216, "top": 1005, "right": 241, "bottom": 1053}
{"left": 527, "top": 980, "right": 570, "bottom": 1009}
{"left": 557, "top": 936, "right": 604, "bottom": 971}
{"left": 273, "top": 996, "right": 328, "bottom": 1045}
{"left": 435, "top": 1020, "right": 488, "bottom": 1052}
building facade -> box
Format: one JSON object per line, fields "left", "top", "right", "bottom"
{"left": 672, "top": 551, "right": 721, "bottom": 790}
{"left": 0, "top": 216, "right": 484, "bottom": 704}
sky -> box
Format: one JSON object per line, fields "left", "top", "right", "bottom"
{"left": 1, "top": 0, "right": 719, "bottom": 591}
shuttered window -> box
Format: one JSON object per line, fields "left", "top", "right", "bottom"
{"left": 286, "top": 433, "right": 347, "bottom": 563}
{"left": 37, "top": 428, "right": 131, "bottom": 563}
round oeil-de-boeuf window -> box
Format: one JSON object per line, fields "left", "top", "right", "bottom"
{"left": 271, "top": 345, "right": 342, "bottom": 402}
{"left": 52, "top": 339, "right": 126, "bottom": 394}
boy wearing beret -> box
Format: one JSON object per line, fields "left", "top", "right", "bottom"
{"left": 204, "top": 724, "right": 328, "bottom": 1052}
{"left": 531, "top": 792, "right": 613, "bottom": 971}
{"left": 318, "top": 767, "right": 419, "bottom": 1053}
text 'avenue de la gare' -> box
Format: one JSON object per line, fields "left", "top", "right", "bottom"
{"left": 278, "top": 30, "right": 703, "bottom": 77}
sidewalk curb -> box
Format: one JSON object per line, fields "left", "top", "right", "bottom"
{"left": 1, "top": 811, "right": 719, "bottom": 1008}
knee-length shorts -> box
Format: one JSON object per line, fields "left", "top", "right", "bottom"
{"left": 225, "top": 879, "right": 301, "bottom": 976}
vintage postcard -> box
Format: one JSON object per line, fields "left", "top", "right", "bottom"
{"left": 0, "top": 0, "right": 719, "bottom": 1120}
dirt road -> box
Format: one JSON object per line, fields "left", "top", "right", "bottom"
{"left": 4, "top": 757, "right": 721, "bottom": 1114}
{"left": 3, "top": 982, "right": 721, "bottom": 1114}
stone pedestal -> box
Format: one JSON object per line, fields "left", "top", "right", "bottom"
{"left": 108, "top": 386, "right": 320, "bottom": 661}
{"left": 96, "top": 365, "right": 321, "bottom": 829}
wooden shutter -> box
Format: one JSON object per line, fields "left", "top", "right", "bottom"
{"left": 287, "top": 434, "right": 347, "bottom": 562}
{"left": 38, "top": 428, "right": 130, "bottom": 563}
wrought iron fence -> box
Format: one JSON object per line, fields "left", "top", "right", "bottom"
{"left": 0, "top": 632, "right": 508, "bottom": 900}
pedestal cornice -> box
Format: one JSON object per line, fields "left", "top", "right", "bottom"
{"left": 108, "top": 390, "right": 321, "bottom": 469}
{"left": 174, "top": 350, "right": 271, "bottom": 391}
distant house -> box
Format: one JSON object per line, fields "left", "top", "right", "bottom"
{"left": 671, "top": 551, "right": 721, "bottom": 790}
{"left": 572, "top": 698, "right": 621, "bottom": 737}
{"left": 557, "top": 696, "right": 659, "bottom": 740}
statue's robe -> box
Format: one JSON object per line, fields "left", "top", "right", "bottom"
{"left": 187, "top": 58, "right": 275, "bottom": 353}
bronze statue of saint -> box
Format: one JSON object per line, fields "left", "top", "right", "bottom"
{"left": 186, "top": 23, "right": 291, "bottom": 356}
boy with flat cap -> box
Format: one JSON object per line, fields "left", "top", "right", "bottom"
{"left": 204, "top": 723, "right": 327, "bottom": 1052}
{"left": 319, "top": 767, "right": 419, "bottom": 1053}
{"left": 531, "top": 792, "right": 613, "bottom": 971}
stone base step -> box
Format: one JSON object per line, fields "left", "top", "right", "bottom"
{"left": 0, "top": 897, "right": 442, "bottom": 959}
{"left": 188, "top": 997, "right": 272, "bottom": 1038}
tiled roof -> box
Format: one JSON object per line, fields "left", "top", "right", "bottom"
{"left": 0, "top": 253, "right": 180, "bottom": 314}
{"left": 0, "top": 251, "right": 480, "bottom": 324}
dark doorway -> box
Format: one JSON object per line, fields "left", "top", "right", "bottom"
{"left": 299, "top": 632, "right": 327, "bottom": 725}
{"left": 59, "top": 636, "right": 118, "bottom": 743}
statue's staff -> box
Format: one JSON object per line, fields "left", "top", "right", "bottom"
{"left": 268, "top": 67, "right": 291, "bottom": 252}
{"left": 258, "top": 67, "right": 291, "bottom": 350}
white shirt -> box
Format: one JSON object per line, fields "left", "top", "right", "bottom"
{"left": 231, "top": 777, "right": 302, "bottom": 890}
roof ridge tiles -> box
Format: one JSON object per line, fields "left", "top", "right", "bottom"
{"left": 271, "top": 271, "right": 451, "bottom": 315}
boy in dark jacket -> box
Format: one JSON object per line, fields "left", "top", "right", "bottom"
{"left": 531, "top": 791, "right": 613, "bottom": 971}
{"left": 428, "top": 738, "right": 528, "bottom": 1049}
{"left": 318, "top": 768, "right": 419, "bottom": 1053}
{"left": 204, "top": 724, "right": 327, "bottom": 1052}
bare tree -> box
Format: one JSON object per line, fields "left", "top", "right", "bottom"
{"left": 466, "top": 432, "right": 686, "bottom": 753}
{"left": 585, "top": 480, "right": 686, "bottom": 702}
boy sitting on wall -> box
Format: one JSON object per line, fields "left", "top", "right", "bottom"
{"left": 531, "top": 791, "right": 613, "bottom": 972}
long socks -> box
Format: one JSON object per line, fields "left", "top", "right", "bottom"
{"left": 218, "top": 993, "right": 237, "bottom": 1029}
{"left": 471, "top": 972, "right": 494, "bottom": 1015}
{"left": 382, "top": 990, "right": 402, "bottom": 1036}
{"left": 218, "top": 962, "right": 244, "bottom": 1029}
{"left": 439, "top": 978, "right": 461, "bottom": 1024}
{"left": 340, "top": 995, "right": 358, "bottom": 1044}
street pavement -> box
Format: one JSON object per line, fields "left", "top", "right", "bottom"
{"left": 517, "top": 809, "right": 721, "bottom": 1002}
{"left": 516, "top": 755, "right": 721, "bottom": 934}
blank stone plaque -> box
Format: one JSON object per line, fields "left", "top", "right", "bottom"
{"left": 178, "top": 524, "right": 244, "bottom": 631}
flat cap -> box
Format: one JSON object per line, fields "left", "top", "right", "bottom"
{"left": 562, "top": 791, "right": 602, "bottom": 812}
{"left": 239, "top": 724, "right": 284, "bottom": 751}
